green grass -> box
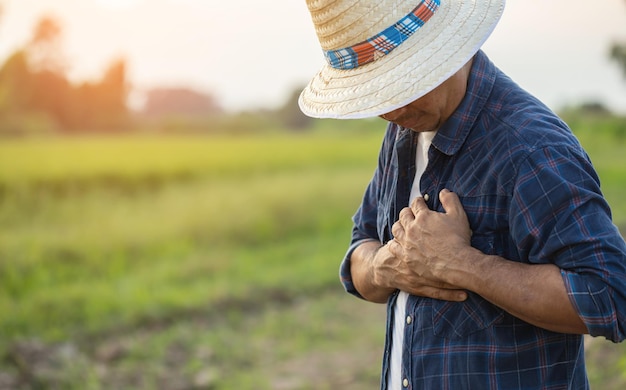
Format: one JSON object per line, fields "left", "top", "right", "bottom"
{"left": 571, "top": 118, "right": 626, "bottom": 225}
{"left": 0, "top": 128, "right": 386, "bottom": 388}
{"left": 0, "top": 131, "right": 381, "bottom": 190}
{"left": 0, "top": 157, "right": 378, "bottom": 344}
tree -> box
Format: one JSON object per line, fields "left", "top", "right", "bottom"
{"left": 610, "top": 0, "right": 626, "bottom": 77}
{"left": 0, "top": 50, "right": 34, "bottom": 113}
{"left": 276, "top": 86, "right": 313, "bottom": 131}
{"left": 611, "top": 44, "right": 626, "bottom": 78}
{"left": 30, "top": 69, "right": 72, "bottom": 127}
{"left": 22, "top": 15, "right": 73, "bottom": 129}
{"left": 142, "top": 87, "right": 221, "bottom": 117}
{"left": 95, "top": 58, "right": 129, "bottom": 127}
{"left": 0, "top": 14, "right": 130, "bottom": 133}
{"left": 26, "top": 15, "right": 66, "bottom": 74}
{"left": 73, "top": 58, "right": 130, "bottom": 131}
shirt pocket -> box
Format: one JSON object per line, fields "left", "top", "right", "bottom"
{"left": 431, "top": 234, "right": 505, "bottom": 339}
{"left": 431, "top": 292, "right": 505, "bottom": 339}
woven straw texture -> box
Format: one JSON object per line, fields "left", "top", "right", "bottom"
{"left": 299, "top": 0, "right": 506, "bottom": 119}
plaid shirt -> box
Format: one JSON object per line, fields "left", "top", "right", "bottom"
{"left": 340, "top": 51, "right": 626, "bottom": 389}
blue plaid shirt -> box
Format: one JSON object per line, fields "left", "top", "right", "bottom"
{"left": 340, "top": 51, "right": 626, "bottom": 389}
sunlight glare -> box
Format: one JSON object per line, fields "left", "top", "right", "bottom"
{"left": 94, "top": 0, "right": 143, "bottom": 9}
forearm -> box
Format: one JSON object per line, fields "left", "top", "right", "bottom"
{"left": 351, "top": 240, "right": 396, "bottom": 303}
{"left": 454, "top": 247, "right": 588, "bottom": 334}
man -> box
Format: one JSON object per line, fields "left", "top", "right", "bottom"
{"left": 299, "top": 0, "right": 626, "bottom": 389}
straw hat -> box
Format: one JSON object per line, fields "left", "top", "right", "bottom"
{"left": 298, "top": 0, "right": 506, "bottom": 119}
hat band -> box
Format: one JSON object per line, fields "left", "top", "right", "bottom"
{"left": 324, "top": 0, "right": 440, "bottom": 70}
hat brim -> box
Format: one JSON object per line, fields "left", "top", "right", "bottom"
{"left": 299, "top": 0, "right": 506, "bottom": 119}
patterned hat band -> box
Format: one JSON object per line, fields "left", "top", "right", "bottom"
{"left": 324, "top": 0, "right": 440, "bottom": 70}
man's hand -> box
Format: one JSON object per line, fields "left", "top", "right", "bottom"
{"left": 352, "top": 188, "right": 587, "bottom": 333}
{"left": 385, "top": 188, "right": 472, "bottom": 300}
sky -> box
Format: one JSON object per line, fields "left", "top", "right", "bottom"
{"left": 0, "top": 0, "right": 625, "bottom": 113}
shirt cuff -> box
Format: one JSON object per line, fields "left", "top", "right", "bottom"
{"left": 339, "top": 238, "right": 380, "bottom": 300}
{"left": 561, "top": 269, "right": 624, "bottom": 342}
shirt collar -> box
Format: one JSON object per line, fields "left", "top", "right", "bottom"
{"left": 432, "top": 50, "right": 497, "bottom": 156}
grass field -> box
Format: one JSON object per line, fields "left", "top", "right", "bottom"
{"left": 1, "top": 116, "right": 626, "bottom": 389}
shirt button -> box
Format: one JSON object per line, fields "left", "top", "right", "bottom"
{"left": 423, "top": 193, "right": 430, "bottom": 202}
{"left": 403, "top": 378, "right": 409, "bottom": 388}
{"left": 406, "top": 315, "right": 412, "bottom": 325}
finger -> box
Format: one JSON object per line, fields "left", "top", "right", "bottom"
{"left": 391, "top": 220, "right": 404, "bottom": 239}
{"left": 439, "top": 189, "right": 465, "bottom": 216}
{"left": 411, "top": 286, "right": 468, "bottom": 302}
{"left": 411, "top": 196, "right": 429, "bottom": 215}
{"left": 398, "top": 207, "right": 415, "bottom": 225}
{"left": 387, "top": 239, "right": 402, "bottom": 257}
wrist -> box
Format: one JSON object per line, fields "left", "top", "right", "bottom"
{"left": 447, "top": 245, "right": 490, "bottom": 290}
{"left": 352, "top": 240, "right": 395, "bottom": 303}
{"left": 371, "top": 243, "right": 395, "bottom": 290}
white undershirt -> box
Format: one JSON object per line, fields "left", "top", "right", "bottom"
{"left": 388, "top": 130, "right": 436, "bottom": 389}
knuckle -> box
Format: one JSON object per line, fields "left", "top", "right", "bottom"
{"left": 391, "top": 240, "right": 402, "bottom": 253}
{"left": 400, "top": 207, "right": 413, "bottom": 219}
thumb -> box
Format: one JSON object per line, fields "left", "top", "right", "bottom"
{"left": 439, "top": 189, "right": 465, "bottom": 216}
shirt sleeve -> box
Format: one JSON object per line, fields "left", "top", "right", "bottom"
{"left": 339, "top": 126, "right": 397, "bottom": 299}
{"left": 509, "top": 145, "right": 626, "bottom": 342}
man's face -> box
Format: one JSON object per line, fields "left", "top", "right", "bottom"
{"left": 379, "top": 62, "right": 471, "bottom": 132}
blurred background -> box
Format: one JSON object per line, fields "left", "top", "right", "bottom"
{"left": 0, "top": 0, "right": 625, "bottom": 389}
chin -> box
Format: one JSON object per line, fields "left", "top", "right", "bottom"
{"left": 409, "top": 126, "right": 436, "bottom": 133}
